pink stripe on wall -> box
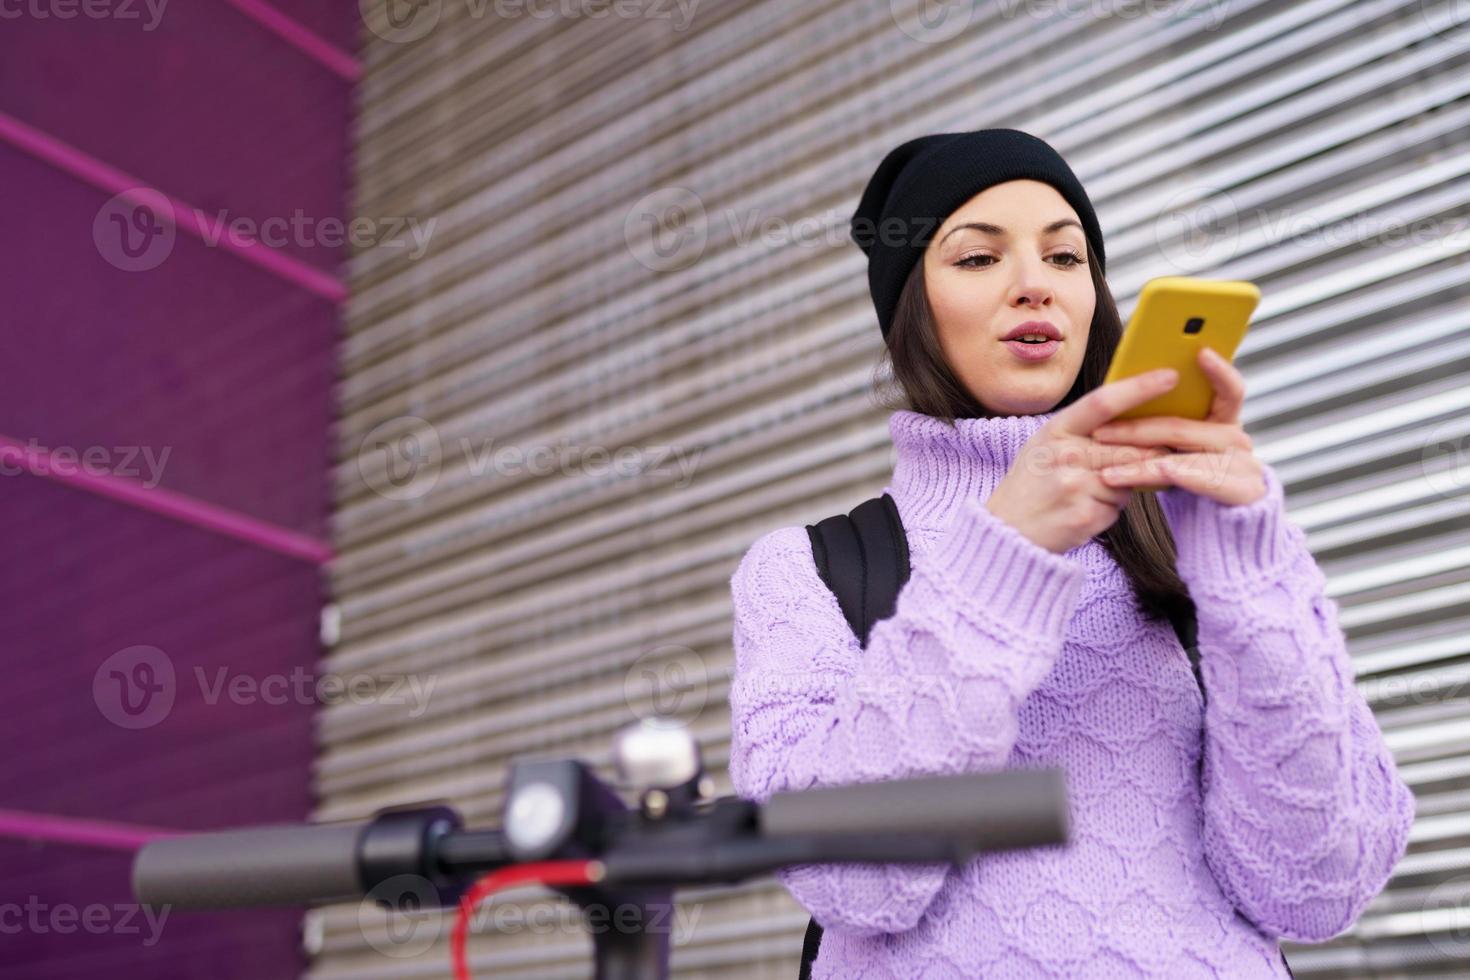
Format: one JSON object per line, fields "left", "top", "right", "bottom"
{"left": 0, "top": 110, "right": 347, "bottom": 303}
{"left": 0, "top": 436, "right": 334, "bottom": 566}
{"left": 0, "top": 809, "right": 179, "bottom": 852}
{"left": 223, "top": 0, "right": 362, "bottom": 82}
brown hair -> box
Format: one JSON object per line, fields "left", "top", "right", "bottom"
{"left": 871, "top": 238, "right": 1194, "bottom": 628}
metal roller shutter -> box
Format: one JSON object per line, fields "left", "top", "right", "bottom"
{"left": 312, "top": 0, "right": 1470, "bottom": 975}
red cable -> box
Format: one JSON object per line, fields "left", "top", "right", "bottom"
{"left": 450, "top": 860, "right": 600, "bottom": 980}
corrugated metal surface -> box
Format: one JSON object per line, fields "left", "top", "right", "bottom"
{"left": 322, "top": 0, "right": 1470, "bottom": 975}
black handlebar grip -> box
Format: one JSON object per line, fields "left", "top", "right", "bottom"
{"left": 760, "top": 768, "right": 1068, "bottom": 850}
{"left": 132, "top": 821, "right": 369, "bottom": 909}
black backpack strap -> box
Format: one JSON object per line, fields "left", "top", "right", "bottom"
{"left": 804, "top": 493, "right": 910, "bottom": 648}
{"left": 797, "top": 916, "right": 823, "bottom": 980}
{"left": 798, "top": 493, "right": 909, "bottom": 976}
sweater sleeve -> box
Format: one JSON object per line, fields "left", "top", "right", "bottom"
{"left": 725, "top": 495, "right": 1087, "bottom": 937}
{"left": 1159, "top": 462, "right": 1416, "bottom": 943}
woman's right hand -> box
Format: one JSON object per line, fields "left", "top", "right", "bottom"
{"left": 986, "top": 368, "right": 1181, "bottom": 555}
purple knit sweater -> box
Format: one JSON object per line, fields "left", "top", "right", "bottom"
{"left": 727, "top": 408, "right": 1415, "bottom": 978}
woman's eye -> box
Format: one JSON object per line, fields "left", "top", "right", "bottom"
{"left": 956, "top": 252, "right": 1084, "bottom": 269}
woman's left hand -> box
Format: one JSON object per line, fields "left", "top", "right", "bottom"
{"left": 1090, "top": 347, "right": 1268, "bottom": 506}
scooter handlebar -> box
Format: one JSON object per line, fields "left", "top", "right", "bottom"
{"left": 761, "top": 767, "right": 1068, "bottom": 852}
{"left": 132, "top": 820, "right": 368, "bottom": 909}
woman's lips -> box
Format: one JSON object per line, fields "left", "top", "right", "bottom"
{"left": 1003, "top": 339, "right": 1060, "bottom": 361}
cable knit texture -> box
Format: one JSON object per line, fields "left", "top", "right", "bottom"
{"left": 726, "top": 408, "right": 1415, "bottom": 978}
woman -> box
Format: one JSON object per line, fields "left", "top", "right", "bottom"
{"left": 726, "top": 129, "right": 1414, "bottom": 978}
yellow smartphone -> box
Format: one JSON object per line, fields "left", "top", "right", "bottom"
{"left": 1102, "top": 276, "right": 1261, "bottom": 490}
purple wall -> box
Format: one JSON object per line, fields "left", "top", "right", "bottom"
{"left": 0, "top": 3, "right": 353, "bottom": 976}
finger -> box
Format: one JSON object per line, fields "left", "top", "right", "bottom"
{"left": 1199, "top": 347, "right": 1245, "bottom": 424}
{"left": 1096, "top": 454, "right": 1177, "bottom": 491}
{"left": 1027, "top": 441, "right": 1150, "bottom": 509}
{"left": 1088, "top": 480, "right": 1134, "bottom": 511}
{"left": 1087, "top": 443, "right": 1176, "bottom": 470}
{"left": 1091, "top": 417, "right": 1249, "bottom": 454}
{"left": 1075, "top": 465, "right": 1134, "bottom": 509}
{"left": 1037, "top": 440, "right": 1174, "bottom": 472}
{"left": 1097, "top": 452, "right": 1252, "bottom": 501}
{"left": 1049, "top": 367, "right": 1178, "bottom": 437}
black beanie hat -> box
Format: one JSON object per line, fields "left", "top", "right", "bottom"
{"left": 850, "top": 128, "right": 1105, "bottom": 339}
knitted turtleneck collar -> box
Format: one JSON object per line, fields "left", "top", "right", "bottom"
{"left": 880, "top": 408, "right": 1057, "bottom": 533}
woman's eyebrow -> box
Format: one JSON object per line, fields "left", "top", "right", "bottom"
{"left": 939, "top": 217, "right": 1083, "bottom": 245}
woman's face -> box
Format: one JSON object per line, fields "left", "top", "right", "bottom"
{"left": 922, "top": 179, "right": 1096, "bottom": 416}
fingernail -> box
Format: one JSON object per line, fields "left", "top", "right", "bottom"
{"left": 1156, "top": 368, "right": 1177, "bottom": 383}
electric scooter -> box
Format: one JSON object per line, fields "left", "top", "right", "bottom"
{"left": 132, "top": 720, "right": 1071, "bottom": 979}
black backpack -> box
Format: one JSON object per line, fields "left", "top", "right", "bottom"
{"left": 796, "top": 491, "right": 1206, "bottom": 980}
